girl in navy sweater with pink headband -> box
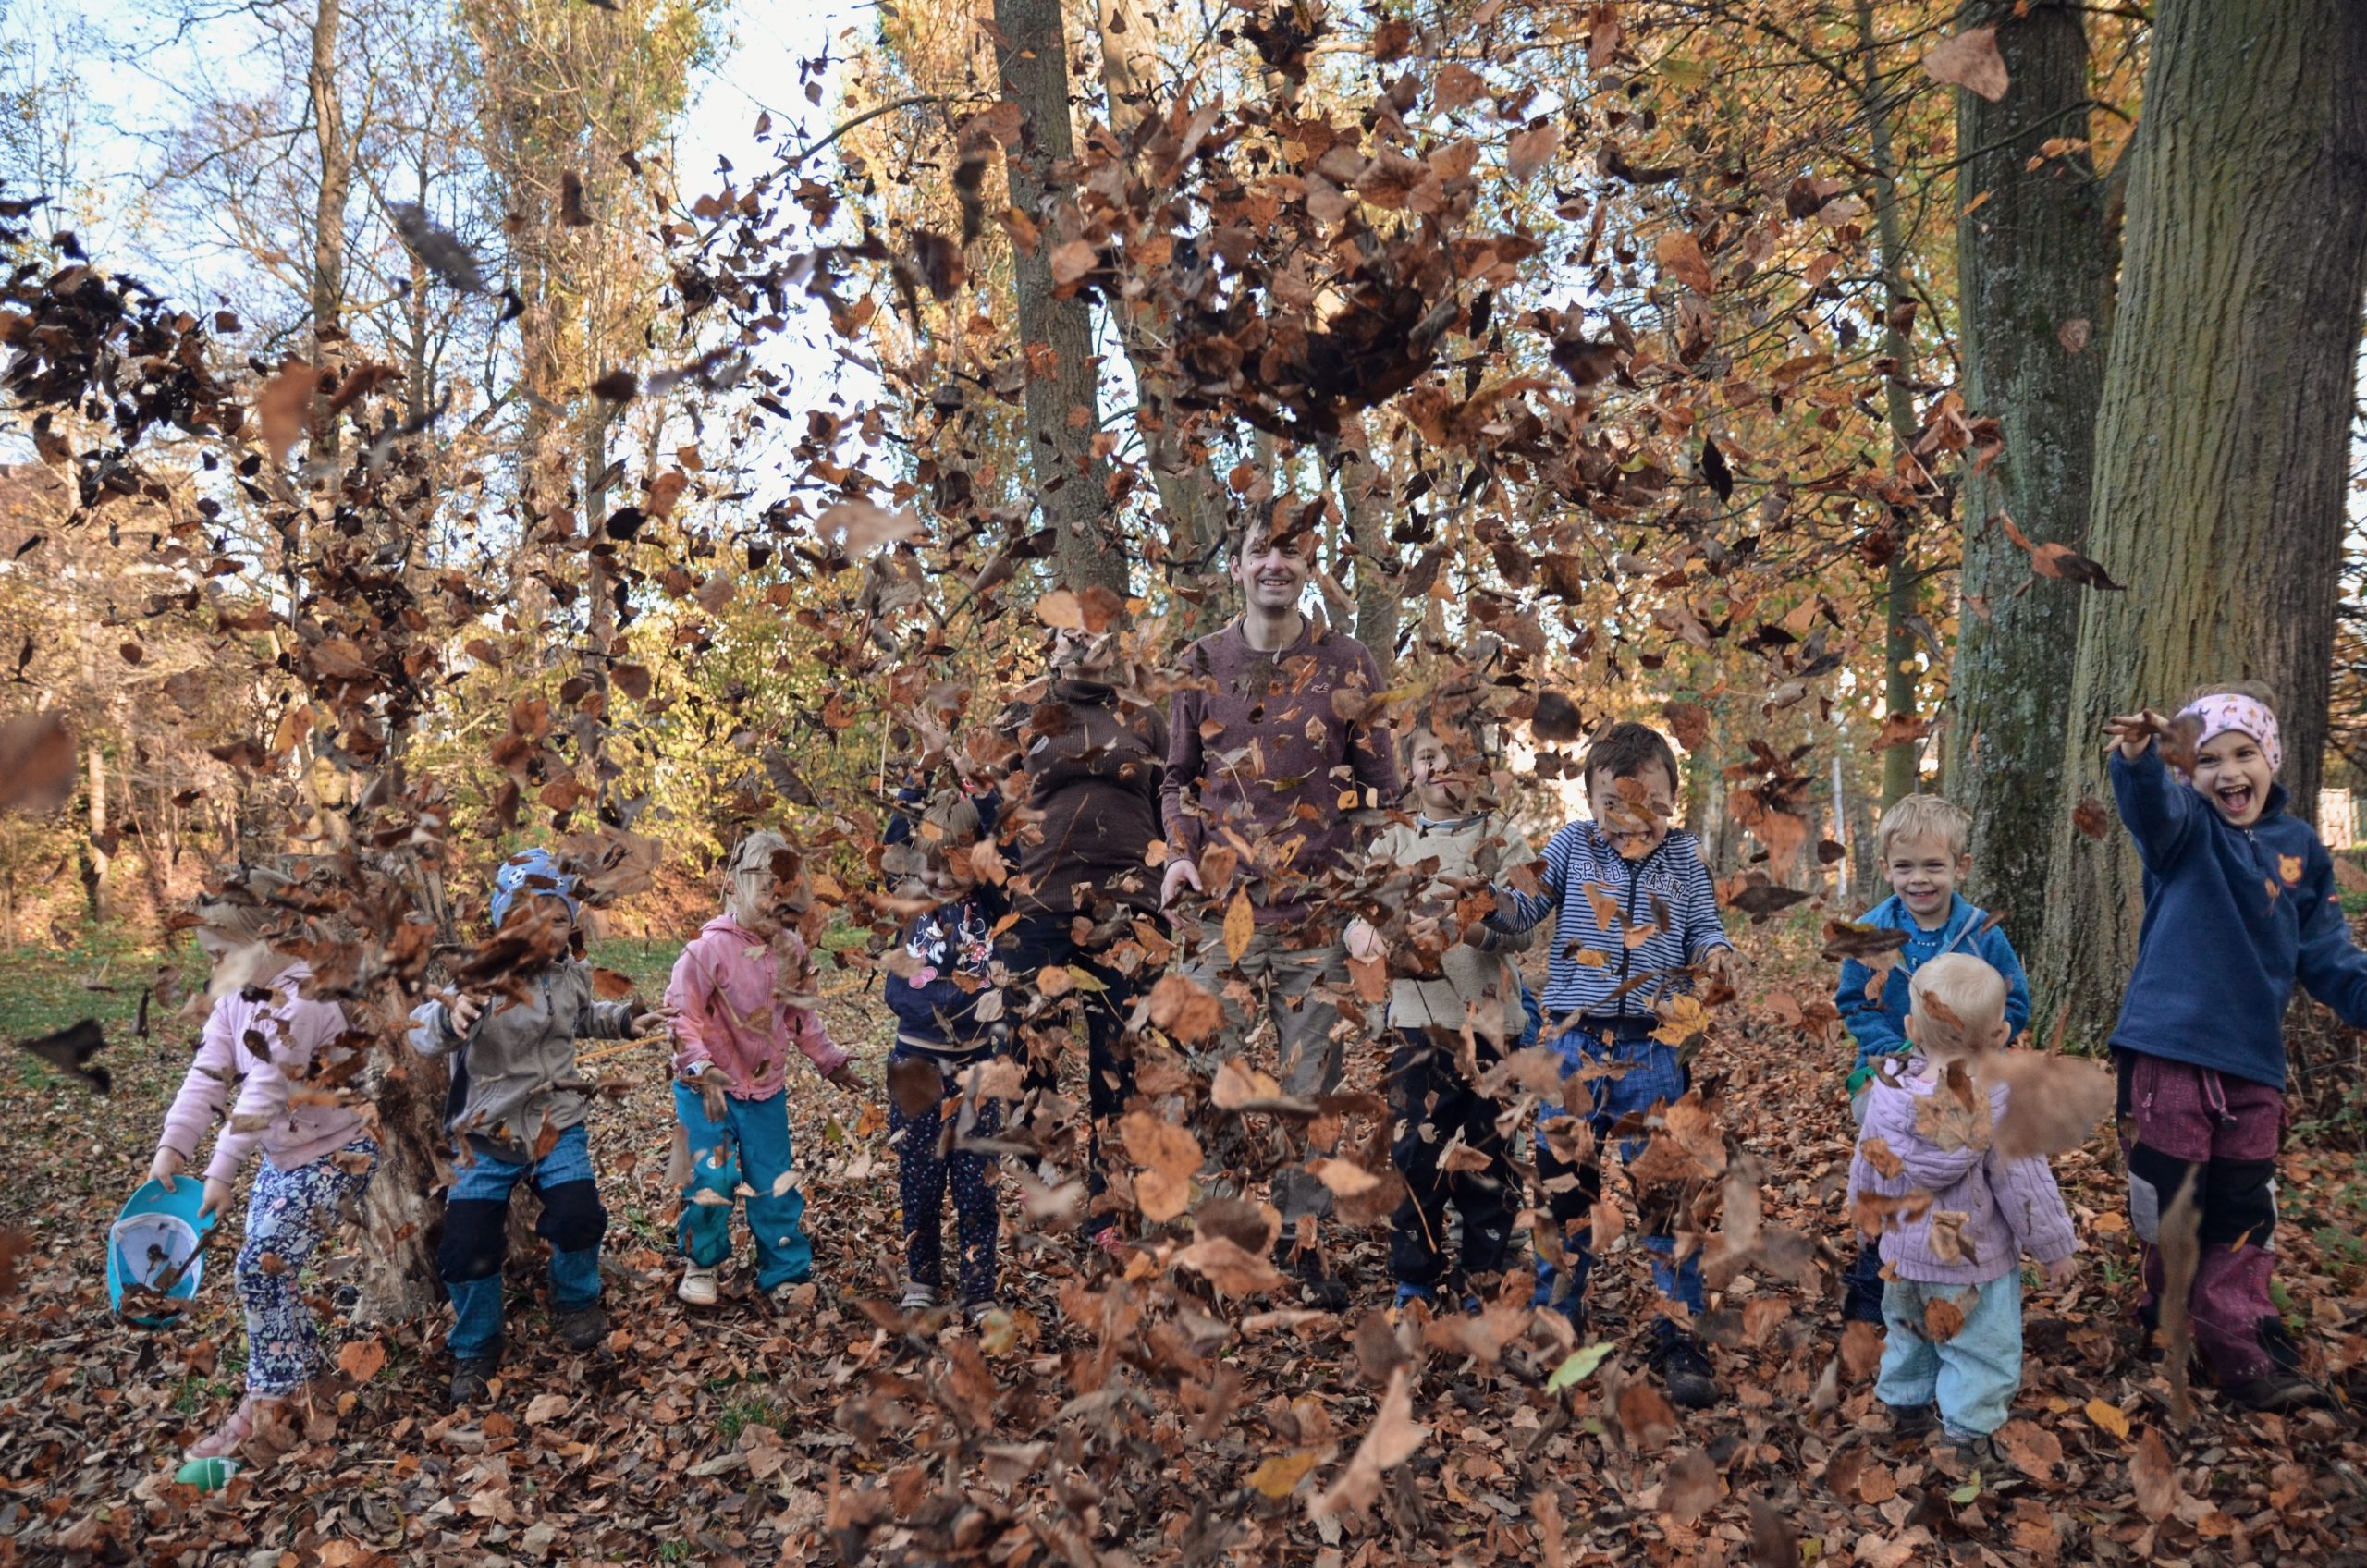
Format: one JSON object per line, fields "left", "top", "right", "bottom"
{"left": 2103, "top": 682, "right": 2367, "bottom": 1411}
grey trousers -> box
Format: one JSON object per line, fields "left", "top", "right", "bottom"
{"left": 1178, "top": 920, "right": 1353, "bottom": 1226}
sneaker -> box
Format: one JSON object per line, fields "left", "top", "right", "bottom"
{"left": 555, "top": 1304, "right": 608, "bottom": 1352}
{"left": 1275, "top": 1243, "right": 1350, "bottom": 1311}
{"left": 448, "top": 1357, "right": 498, "bottom": 1408}
{"left": 2222, "top": 1370, "right": 2333, "bottom": 1412}
{"left": 1394, "top": 1281, "right": 1439, "bottom": 1312}
{"left": 676, "top": 1266, "right": 719, "bottom": 1308}
{"left": 765, "top": 1279, "right": 811, "bottom": 1314}
{"left": 964, "top": 1299, "right": 1000, "bottom": 1325}
{"left": 901, "top": 1281, "right": 942, "bottom": 1312}
{"left": 1884, "top": 1402, "right": 1940, "bottom": 1443}
{"left": 1647, "top": 1331, "right": 1722, "bottom": 1410}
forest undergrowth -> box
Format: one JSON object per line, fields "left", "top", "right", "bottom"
{"left": 4, "top": 925, "right": 2367, "bottom": 1567}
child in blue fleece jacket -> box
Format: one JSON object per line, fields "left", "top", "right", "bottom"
{"left": 1833, "top": 793, "right": 2030, "bottom": 1323}
{"left": 2103, "top": 684, "right": 2367, "bottom": 1411}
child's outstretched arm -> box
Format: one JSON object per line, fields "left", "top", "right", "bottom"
{"left": 2297, "top": 847, "right": 2367, "bottom": 1027}
{"left": 2106, "top": 714, "right": 2204, "bottom": 872}
{"left": 1488, "top": 828, "right": 1569, "bottom": 937}
{"left": 1984, "top": 932, "right": 2034, "bottom": 1043}
{"left": 407, "top": 998, "right": 467, "bottom": 1057}
{"left": 151, "top": 1002, "right": 241, "bottom": 1195}
{"left": 1987, "top": 1114, "right": 2079, "bottom": 1278}
{"left": 1676, "top": 850, "right": 1735, "bottom": 985}
{"left": 1835, "top": 959, "right": 1907, "bottom": 1068}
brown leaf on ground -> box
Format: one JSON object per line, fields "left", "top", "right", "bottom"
{"left": 1306, "top": 1366, "right": 1428, "bottom": 1519}
{"left": 2131, "top": 1427, "right": 2179, "bottom": 1521}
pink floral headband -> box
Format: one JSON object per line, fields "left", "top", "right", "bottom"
{"left": 2177, "top": 692, "right": 2282, "bottom": 775}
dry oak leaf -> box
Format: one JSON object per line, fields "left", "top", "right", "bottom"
{"left": 1172, "top": 1234, "right": 1288, "bottom": 1297}
{"left": 336, "top": 1338, "right": 387, "bottom": 1382}
{"left": 254, "top": 360, "right": 316, "bottom": 463}
{"left": 1120, "top": 1110, "right": 1202, "bottom": 1223}
{"left": 1921, "top": 25, "right": 2009, "bottom": 101}
{"left": 0, "top": 711, "right": 75, "bottom": 814}
{"left": 1984, "top": 1050, "right": 2114, "bottom": 1158}
{"left": 2131, "top": 1427, "right": 2179, "bottom": 1522}
{"left": 816, "top": 498, "right": 925, "bottom": 553}
{"left": 1922, "top": 1292, "right": 1967, "bottom": 1343}
{"left": 1146, "top": 973, "right": 1225, "bottom": 1046}
{"left": 1661, "top": 1447, "right": 1722, "bottom": 1523}
{"left": 1993, "top": 1418, "right": 2064, "bottom": 1486}
{"left": 1654, "top": 230, "right": 1714, "bottom": 295}
{"left": 1306, "top": 1366, "right": 1429, "bottom": 1519}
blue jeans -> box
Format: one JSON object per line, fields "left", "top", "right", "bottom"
{"left": 441, "top": 1123, "right": 605, "bottom": 1364}
{"left": 675, "top": 1084, "right": 812, "bottom": 1290}
{"left": 1877, "top": 1271, "right": 2024, "bottom": 1438}
{"left": 1531, "top": 1020, "right": 1705, "bottom": 1326}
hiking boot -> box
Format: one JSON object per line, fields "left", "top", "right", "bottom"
{"left": 676, "top": 1265, "right": 719, "bottom": 1308}
{"left": 1648, "top": 1331, "right": 1722, "bottom": 1410}
{"left": 448, "top": 1357, "right": 498, "bottom": 1408}
{"left": 1276, "top": 1243, "right": 1349, "bottom": 1311}
{"left": 555, "top": 1304, "right": 608, "bottom": 1353}
{"left": 1884, "top": 1402, "right": 1941, "bottom": 1444}
{"left": 1943, "top": 1432, "right": 2002, "bottom": 1470}
{"left": 2222, "top": 1370, "right": 2333, "bottom": 1413}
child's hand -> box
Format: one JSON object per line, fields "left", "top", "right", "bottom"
{"left": 1701, "top": 948, "right": 1739, "bottom": 991}
{"left": 1343, "top": 918, "right": 1383, "bottom": 962}
{"left": 448, "top": 992, "right": 486, "bottom": 1035}
{"left": 826, "top": 1062, "right": 868, "bottom": 1094}
{"left": 198, "top": 1177, "right": 233, "bottom": 1223}
{"left": 632, "top": 1003, "right": 676, "bottom": 1036}
{"left": 685, "top": 1071, "right": 728, "bottom": 1124}
{"left": 2103, "top": 710, "right": 2170, "bottom": 761}
{"left": 2045, "top": 1256, "right": 2078, "bottom": 1291}
{"left": 149, "top": 1148, "right": 186, "bottom": 1193}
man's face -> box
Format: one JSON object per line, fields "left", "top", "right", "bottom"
{"left": 1233, "top": 525, "right": 1311, "bottom": 614}
{"left": 1588, "top": 766, "right": 1673, "bottom": 860}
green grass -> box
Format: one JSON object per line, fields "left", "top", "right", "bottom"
{"left": 713, "top": 1389, "right": 787, "bottom": 1444}
{"left": 583, "top": 937, "right": 683, "bottom": 998}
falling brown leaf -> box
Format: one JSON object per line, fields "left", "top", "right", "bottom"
{"left": 2130, "top": 1427, "right": 2179, "bottom": 1521}
{"left": 1660, "top": 1447, "right": 1720, "bottom": 1523}
{"left": 0, "top": 712, "right": 75, "bottom": 814}
{"left": 2072, "top": 796, "right": 2111, "bottom": 839}
{"left": 1921, "top": 25, "right": 2010, "bottom": 101}
{"left": 1306, "top": 1366, "right": 1428, "bottom": 1519}
{"left": 254, "top": 361, "right": 315, "bottom": 463}
{"left": 1120, "top": 1111, "right": 1202, "bottom": 1222}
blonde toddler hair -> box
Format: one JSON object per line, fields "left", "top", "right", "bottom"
{"left": 1876, "top": 793, "right": 1971, "bottom": 862}
{"left": 725, "top": 831, "right": 806, "bottom": 926}
{"left": 1907, "top": 952, "right": 2008, "bottom": 1060}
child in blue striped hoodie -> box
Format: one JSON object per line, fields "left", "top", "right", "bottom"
{"left": 1495, "top": 721, "right": 1735, "bottom": 1408}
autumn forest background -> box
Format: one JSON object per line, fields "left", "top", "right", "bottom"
{"left": 4, "top": 0, "right": 2367, "bottom": 1563}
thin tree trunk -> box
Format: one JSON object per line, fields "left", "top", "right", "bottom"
{"left": 81, "top": 743, "right": 108, "bottom": 925}
{"left": 1092, "top": 0, "right": 1230, "bottom": 630}
{"left": 1337, "top": 414, "right": 1399, "bottom": 672}
{"left": 307, "top": 0, "right": 350, "bottom": 457}
{"left": 2037, "top": 0, "right": 2367, "bottom": 1036}
{"left": 1945, "top": 1, "right": 2110, "bottom": 937}
{"left": 995, "top": 0, "right": 1123, "bottom": 598}
{"left": 1857, "top": 0, "right": 1928, "bottom": 809}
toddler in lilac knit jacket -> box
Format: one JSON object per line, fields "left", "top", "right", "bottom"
{"left": 1848, "top": 953, "right": 2078, "bottom": 1465}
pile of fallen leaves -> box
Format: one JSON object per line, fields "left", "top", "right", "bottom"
{"left": 6, "top": 930, "right": 2367, "bottom": 1568}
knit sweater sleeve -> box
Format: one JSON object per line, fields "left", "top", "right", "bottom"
{"left": 1988, "top": 1088, "right": 2079, "bottom": 1263}
{"left": 155, "top": 998, "right": 241, "bottom": 1168}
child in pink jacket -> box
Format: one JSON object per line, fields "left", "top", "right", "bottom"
{"left": 145, "top": 868, "right": 375, "bottom": 1459}
{"left": 668, "top": 831, "right": 865, "bottom": 1309}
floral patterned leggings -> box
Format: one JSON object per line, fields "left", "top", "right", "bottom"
{"left": 236, "top": 1138, "right": 377, "bottom": 1396}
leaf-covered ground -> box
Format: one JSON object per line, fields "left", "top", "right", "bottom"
{"left": 4, "top": 928, "right": 2367, "bottom": 1567}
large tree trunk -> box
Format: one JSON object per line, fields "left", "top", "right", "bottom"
{"left": 1944, "top": 1, "right": 2110, "bottom": 937}
{"left": 2036, "top": 0, "right": 2367, "bottom": 1037}
{"left": 995, "top": 0, "right": 1123, "bottom": 598}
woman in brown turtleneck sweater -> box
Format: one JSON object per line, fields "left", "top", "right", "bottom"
{"left": 997, "top": 627, "right": 1165, "bottom": 1254}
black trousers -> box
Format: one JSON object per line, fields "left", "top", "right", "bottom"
{"left": 1388, "top": 1026, "right": 1515, "bottom": 1287}
{"left": 999, "top": 911, "right": 1142, "bottom": 1231}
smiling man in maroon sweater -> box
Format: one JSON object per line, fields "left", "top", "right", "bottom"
{"left": 1160, "top": 515, "right": 1399, "bottom": 1307}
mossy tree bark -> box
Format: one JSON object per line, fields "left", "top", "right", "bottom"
{"left": 1944, "top": 0, "right": 2112, "bottom": 937}
{"left": 2036, "top": 0, "right": 2367, "bottom": 1038}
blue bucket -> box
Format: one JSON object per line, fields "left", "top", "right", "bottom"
{"left": 108, "top": 1179, "right": 217, "bottom": 1329}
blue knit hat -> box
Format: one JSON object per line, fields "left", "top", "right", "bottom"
{"left": 490, "top": 849, "right": 580, "bottom": 930}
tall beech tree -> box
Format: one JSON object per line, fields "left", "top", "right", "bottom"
{"left": 1943, "top": 0, "right": 2112, "bottom": 927}
{"left": 2037, "top": 0, "right": 2367, "bottom": 1033}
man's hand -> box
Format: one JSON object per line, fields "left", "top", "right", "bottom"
{"left": 448, "top": 993, "right": 486, "bottom": 1035}
{"left": 826, "top": 1062, "right": 867, "bottom": 1094}
{"left": 149, "top": 1148, "right": 186, "bottom": 1193}
{"left": 2044, "top": 1256, "right": 2078, "bottom": 1292}
{"left": 1160, "top": 858, "right": 1203, "bottom": 909}
{"left": 198, "top": 1176, "right": 233, "bottom": 1224}
{"left": 1343, "top": 918, "right": 1383, "bottom": 962}
{"left": 2103, "top": 710, "right": 2169, "bottom": 762}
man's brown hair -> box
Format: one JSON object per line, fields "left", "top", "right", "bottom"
{"left": 1582, "top": 721, "right": 1680, "bottom": 796}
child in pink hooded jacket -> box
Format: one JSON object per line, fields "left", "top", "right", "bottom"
{"left": 668, "top": 831, "right": 865, "bottom": 1309}
{"left": 146, "top": 867, "right": 375, "bottom": 1460}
